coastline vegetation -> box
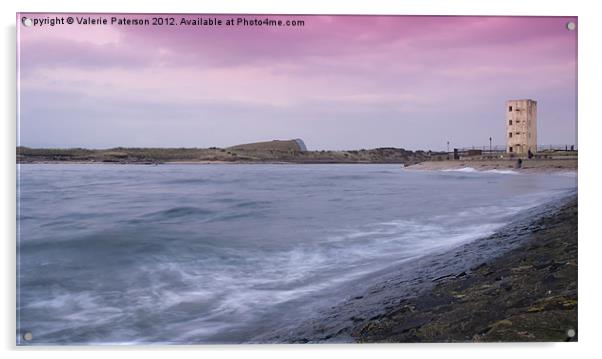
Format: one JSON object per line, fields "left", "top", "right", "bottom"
{"left": 16, "top": 146, "right": 431, "bottom": 165}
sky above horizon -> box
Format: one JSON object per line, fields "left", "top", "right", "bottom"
{"left": 18, "top": 14, "right": 577, "bottom": 151}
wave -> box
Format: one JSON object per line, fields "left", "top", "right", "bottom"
{"left": 441, "top": 167, "right": 478, "bottom": 173}
{"left": 484, "top": 169, "right": 520, "bottom": 175}
{"left": 441, "top": 167, "right": 519, "bottom": 175}
{"left": 142, "top": 206, "right": 215, "bottom": 219}
{"left": 17, "top": 164, "right": 578, "bottom": 344}
{"left": 18, "top": 199, "right": 570, "bottom": 344}
{"left": 552, "top": 171, "right": 577, "bottom": 177}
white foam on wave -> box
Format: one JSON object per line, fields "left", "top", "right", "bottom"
{"left": 19, "top": 211, "right": 520, "bottom": 343}
{"left": 553, "top": 171, "right": 577, "bottom": 177}
{"left": 442, "top": 167, "right": 519, "bottom": 175}
{"left": 441, "top": 167, "right": 478, "bottom": 173}
{"left": 22, "top": 291, "right": 125, "bottom": 341}
{"left": 484, "top": 169, "right": 520, "bottom": 175}
{"left": 123, "top": 213, "right": 506, "bottom": 342}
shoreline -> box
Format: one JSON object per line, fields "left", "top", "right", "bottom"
{"left": 268, "top": 194, "right": 577, "bottom": 343}
{"left": 354, "top": 196, "right": 577, "bottom": 342}
{"left": 16, "top": 160, "right": 409, "bottom": 165}
{"left": 16, "top": 160, "right": 577, "bottom": 175}
{"left": 17, "top": 158, "right": 577, "bottom": 173}
{"left": 406, "top": 159, "right": 577, "bottom": 174}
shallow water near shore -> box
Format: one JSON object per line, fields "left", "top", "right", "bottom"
{"left": 16, "top": 164, "right": 577, "bottom": 344}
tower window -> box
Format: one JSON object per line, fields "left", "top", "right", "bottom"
{"left": 509, "top": 106, "right": 513, "bottom": 112}
{"left": 509, "top": 120, "right": 512, "bottom": 125}
{"left": 509, "top": 132, "right": 512, "bottom": 138}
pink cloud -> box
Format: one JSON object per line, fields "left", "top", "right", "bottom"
{"left": 16, "top": 14, "right": 577, "bottom": 149}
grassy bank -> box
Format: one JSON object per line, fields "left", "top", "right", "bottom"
{"left": 16, "top": 146, "right": 429, "bottom": 165}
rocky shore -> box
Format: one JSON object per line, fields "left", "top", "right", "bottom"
{"left": 354, "top": 198, "right": 577, "bottom": 342}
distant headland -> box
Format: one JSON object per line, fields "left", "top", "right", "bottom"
{"left": 16, "top": 139, "right": 431, "bottom": 165}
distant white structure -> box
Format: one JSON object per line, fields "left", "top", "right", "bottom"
{"left": 293, "top": 138, "right": 307, "bottom": 152}
{"left": 506, "top": 99, "right": 537, "bottom": 155}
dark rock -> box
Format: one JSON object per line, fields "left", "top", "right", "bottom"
{"left": 471, "top": 263, "right": 487, "bottom": 271}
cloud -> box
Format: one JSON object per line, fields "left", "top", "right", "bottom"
{"left": 17, "top": 14, "right": 577, "bottom": 150}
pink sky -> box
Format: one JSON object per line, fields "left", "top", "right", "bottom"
{"left": 17, "top": 14, "right": 577, "bottom": 150}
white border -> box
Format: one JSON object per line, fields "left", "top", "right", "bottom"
{"left": 2, "top": 1, "right": 600, "bottom": 358}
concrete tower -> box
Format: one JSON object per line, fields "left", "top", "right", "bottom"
{"left": 506, "top": 99, "right": 537, "bottom": 155}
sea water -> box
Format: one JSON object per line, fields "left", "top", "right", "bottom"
{"left": 16, "top": 164, "right": 576, "bottom": 344}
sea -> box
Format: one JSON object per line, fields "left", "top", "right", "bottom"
{"left": 16, "top": 164, "right": 577, "bottom": 344}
